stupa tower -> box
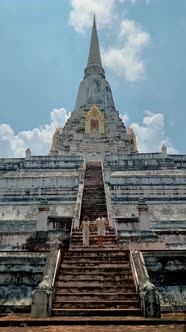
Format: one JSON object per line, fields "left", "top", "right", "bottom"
{"left": 50, "top": 15, "right": 137, "bottom": 157}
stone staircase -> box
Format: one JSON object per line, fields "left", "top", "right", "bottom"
{"left": 52, "top": 160, "right": 140, "bottom": 316}
{"left": 52, "top": 230, "right": 140, "bottom": 316}
{"left": 80, "top": 161, "right": 107, "bottom": 221}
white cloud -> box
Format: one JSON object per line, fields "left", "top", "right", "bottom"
{"left": 0, "top": 108, "right": 71, "bottom": 158}
{"left": 69, "top": 0, "right": 115, "bottom": 32}
{"left": 69, "top": 0, "right": 151, "bottom": 33}
{"left": 120, "top": 113, "right": 129, "bottom": 124}
{"left": 131, "top": 111, "right": 178, "bottom": 153}
{"left": 50, "top": 108, "right": 71, "bottom": 126}
{"left": 102, "top": 19, "right": 150, "bottom": 81}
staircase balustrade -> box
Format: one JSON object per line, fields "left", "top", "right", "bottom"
{"left": 31, "top": 245, "right": 61, "bottom": 318}
{"left": 101, "top": 161, "right": 113, "bottom": 228}
{"left": 130, "top": 250, "right": 160, "bottom": 318}
{"left": 73, "top": 161, "right": 86, "bottom": 229}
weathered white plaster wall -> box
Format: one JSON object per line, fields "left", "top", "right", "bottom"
{"left": 113, "top": 204, "right": 186, "bottom": 223}
{"left": 0, "top": 233, "right": 32, "bottom": 246}
{"left": 0, "top": 171, "right": 79, "bottom": 189}
{"left": 0, "top": 205, "right": 75, "bottom": 221}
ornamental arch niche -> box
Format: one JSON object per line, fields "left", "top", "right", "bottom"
{"left": 84, "top": 104, "right": 104, "bottom": 135}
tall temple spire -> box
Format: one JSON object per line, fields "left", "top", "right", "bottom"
{"left": 87, "top": 15, "right": 102, "bottom": 67}
{"left": 84, "top": 15, "right": 105, "bottom": 78}
{"left": 50, "top": 12, "right": 136, "bottom": 156}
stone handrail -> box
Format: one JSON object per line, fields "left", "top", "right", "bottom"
{"left": 69, "top": 217, "right": 75, "bottom": 248}
{"left": 52, "top": 249, "right": 61, "bottom": 287}
{"left": 101, "top": 161, "right": 116, "bottom": 231}
{"left": 130, "top": 250, "right": 139, "bottom": 293}
{"left": 73, "top": 160, "right": 86, "bottom": 229}
{"left": 130, "top": 250, "right": 160, "bottom": 318}
{"left": 31, "top": 245, "right": 61, "bottom": 318}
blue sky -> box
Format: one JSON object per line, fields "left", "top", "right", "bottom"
{"left": 0, "top": 0, "right": 186, "bottom": 157}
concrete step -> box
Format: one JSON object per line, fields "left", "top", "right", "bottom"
{"left": 72, "top": 231, "right": 115, "bottom": 234}
{"left": 83, "top": 184, "right": 104, "bottom": 188}
{"left": 81, "top": 208, "right": 107, "bottom": 211}
{"left": 81, "top": 204, "right": 106, "bottom": 208}
{"left": 57, "top": 280, "right": 134, "bottom": 287}
{"left": 55, "top": 286, "right": 136, "bottom": 293}
{"left": 70, "top": 238, "right": 117, "bottom": 242}
{"left": 70, "top": 240, "right": 118, "bottom": 245}
{"left": 62, "top": 257, "right": 128, "bottom": 263}
{"left": 53, "top": 300, "right": 139, "bottom": 309}
{"left": 82, "top": 196, "right": 105, "bottom": 199}
{"left": 70, "top": 245, "right": 119, "bottom": 249}
{"left": 70, "top": 242, "right": 118, "bottom": 246}
{"left": 82, "top": 198, "right": 106, "bottom": 201}
{"left": 71, "top": 237, "right": 117, "bottom": 241}
{"left": 81, "top": 207, "right": 107, "bottom": 210}
{"left": 60, "top": 262, "right": 130, "bottom": 269}
{"left": 71, "top": 233, "right": 116, "bottom": 237}
{"left": 60, "top": 268, "right": 131, "bottom": 275}
{"left": 81, "top": 210, "right": 107, "bottom": 214}
{"left": 58, "top": 275, "right": 133, "bottom": 283}
{"left": 52, "top": 308, "right": 141, "bottom": 316}
{"left": 83, "top": 188, "right": 104, "bottom": 191}
{"left": 81, "top": 193, "right": 105, "bottom": 196}
{"left": 81, "top": 213, "right": 107, "bottom": 218}
{"left": 70, "top": 241, "right": 118, "bottom": 246}
{"left": 80, "top": 213, "right": 107, "bottom": 218}
{"left": 81, "top": 207, "right": 107, "bottom": 211}
{"left": 83, "top": 197, "right": 106, "bottom": 200}
{"left": 58, "top": 273, "right": 134, "bottom": 287}
{"left": 71, "top": 236, "right": 117, "bottom": 241}
{"left": 68, "top": 248, "right": 120, "bottom": 254}
{"left": 72, "top": 230, "right": 116, "bottom": 234}
{"left": 54, "top": 293, "right": 138, "bottom": 302}
{"left": 63, "top": 250, "right": 128, "bottom": 257}
{"left": 82, "top": 202, "right": 106, "bottom": 206}
{"left": 71, "top": 233, "right": 116, "bottom": 238}
{"left": 82, "top": 193, "right": 105, "bottom": 196}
